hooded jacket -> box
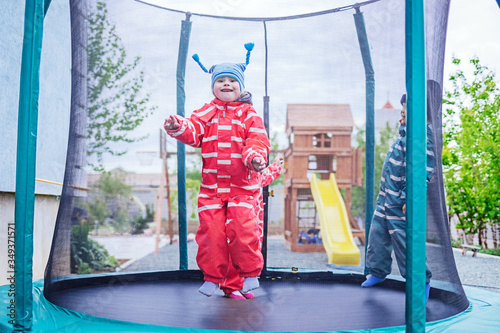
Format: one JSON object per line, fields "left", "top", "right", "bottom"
{"left": 165, "top": 98, "right": 270, "bottom": 198}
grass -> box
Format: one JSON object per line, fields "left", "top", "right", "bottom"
{"left": 450, "top": 237, "right": 500, "bottom": 257}
{"left": 479, "top": 247, "right": 500, "bottom": 257}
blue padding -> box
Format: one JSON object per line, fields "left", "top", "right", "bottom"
{"left": 176, "top": 18, "right": 192, "bottom": 270}
{"left": 353, "top": 10, "right": 375, "bottom": 274}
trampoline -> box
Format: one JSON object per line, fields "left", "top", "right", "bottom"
{"left": 45, "top": 270, "right": 467, "bottom": 332}
{"left": 4, "top": 0, "right": 500, "bottom": 332}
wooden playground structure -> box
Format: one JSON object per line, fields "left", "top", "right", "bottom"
{"left": 283, "top": 104, "right": 365, "bottom": 252}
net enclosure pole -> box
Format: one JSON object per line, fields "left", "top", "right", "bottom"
{"left": 353, "top": 6, "right": 375, "bottom": 275}
{"left": 176, "top": 13, "right": 192, "bottom": 270}
{"left": 405, "top": 0, "right": 427, "bottom": 331}
{"left": 14, "top": 0, "right": 51, "bottom": 330}
{"left": 261, "top": 20, "right": 270, "bottom": 273}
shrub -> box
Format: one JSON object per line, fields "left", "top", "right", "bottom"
{"left": 71, "top": 223, "right": 119, "bottom": 273}
{"left": 479, "top": 247, "right": 500, "bottom": 257}
{"left": 450, "top": 237, "right": 462, "bottom": 249}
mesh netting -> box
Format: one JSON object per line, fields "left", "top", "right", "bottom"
{"left": 43, "top": 0, "right": 468, "bottom": 330}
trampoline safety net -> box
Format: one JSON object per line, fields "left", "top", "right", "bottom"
{"left": 42, "top": 0, "right": 469, "bottom": 331}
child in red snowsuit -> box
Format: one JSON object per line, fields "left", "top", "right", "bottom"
{"left": 221, "top": 156, "right": 283, "bottom": 299}
{"left": 164, "top": 43, "right": 271, "bottom": 297}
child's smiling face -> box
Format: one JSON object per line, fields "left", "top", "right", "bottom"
{"left": 213, "top": 76, "right": 241, "bottom": 102}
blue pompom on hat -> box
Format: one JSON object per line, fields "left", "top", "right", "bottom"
{"left": 192, "top": 43, "right": 254, "bottom": 93}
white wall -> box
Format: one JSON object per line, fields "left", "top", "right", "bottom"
{"left": 0, "top": 0, "right": 71, "bottom": 195}
{"left": 0, "top": 0, "right": 70, "bottom": 285}
{"left": 0, "top": 193, "right": 59, "bottom": 284}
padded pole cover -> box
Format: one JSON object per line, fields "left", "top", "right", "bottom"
{"left": 405, "top": 0, "right": 427, "bottom": 330}
{"left": 15, "top": 0, "right": 48, "bottom": 330}
{"left": 176, "top": 17, "right": 192, "bottom": 270}
{"left": 353, "top": 9, "right": 375, "bottom": 274}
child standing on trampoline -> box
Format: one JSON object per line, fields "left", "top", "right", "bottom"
{"left": 362, "top": 92, "right": 435, "bottom": 302}
{"left": 221, "top": 155, "right": 283, "bottom": 299}
{"left": 164, "top": 43, "right": 271, "bottom": 297}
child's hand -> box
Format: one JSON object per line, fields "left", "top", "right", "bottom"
{"left": 164, "top": 115, "right": 180, "bottom": 130}
{"left": 274, "top": 155, "right": 284, "bottom": 166}
{"left": 252, "top": 156, "right": 266, "bottom": 172}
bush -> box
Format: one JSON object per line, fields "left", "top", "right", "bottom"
{"left": 76, "top": 262, "right": 93, "bottom": 275}
{"left": 131, "top": 203, "right": 154, "bottom": 235}
{"left": 71, "top": 223, "right": 119, "bottom": 273}
{"left": 479, "top": 247, "right": 500, "bottom": 257}
{"left": 450, "top": 237, "right": 462, "bottom": 249}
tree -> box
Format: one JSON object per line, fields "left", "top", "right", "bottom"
{"left": 351, "top": 122, "right": 400, "bottom": 220}
{"left": 79, "top": 170, "right": 138, "bottom": 233}
{"left": 87, "top": 1, "right": 156, "bottom": 170}
{"left": 443, "top": 57, "right": 500, "bottom": 249}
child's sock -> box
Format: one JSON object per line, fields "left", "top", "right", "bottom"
{"left": 242, "top": 277, "right": 259, "bottom": 292}
{"left": 425, "top": 283, "right": 431, "bottom": 303}
{"left": 361, "top": 275, "right": 385, "bottom": 287}
{"left": 224, "top": 291, "right": 246, "bottom": 299}
{"left": 198, "top": 281, "right": 218, "bottom": 297}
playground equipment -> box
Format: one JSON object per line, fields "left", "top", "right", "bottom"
{"left": 310, "top": 173, "right": 361, "bottom": 266}
{"left": 283, "top": 104, "right": 365, "bottom": 253}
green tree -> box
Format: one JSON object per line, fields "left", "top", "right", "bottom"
{"left": 443, "top": 57, "right": 500, "bottom": 248}
{"left": 87, "top": 1, "right": 156, "bottom": 171}
{"left": 351, "top": 122, "right": 400, "bottom": 219}
{"left": 80, "top": 170, "right": 136, "bottom": 233}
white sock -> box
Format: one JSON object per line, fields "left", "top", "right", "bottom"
{"left": 242, "top": 277, "right": 259, "bottom": 292}
{"left": 198, "top": 281, "right": 218, "bottom": 296}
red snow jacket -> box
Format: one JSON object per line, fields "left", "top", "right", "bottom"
{"left": 165, "top": 98, "right": 270, "bottom": 198}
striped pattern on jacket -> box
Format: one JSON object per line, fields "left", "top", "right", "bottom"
{"left": 374, "top": 124, "right": 435, "bottom": 220}
{"left": 165, "top": 98, "right": 271, "bottom": 198}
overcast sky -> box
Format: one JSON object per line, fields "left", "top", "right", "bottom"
{"left": 444, "top": 0, "right": 500, "bottom": 89}
{"left": 101, "top": 0, "right": 500, "bottom": 173}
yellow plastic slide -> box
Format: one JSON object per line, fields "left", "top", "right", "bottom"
{"left": 310, "top": 173, "right": 360, "bottom": 266}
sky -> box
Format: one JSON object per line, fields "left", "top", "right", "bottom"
{"left": 100, "top": 0, "right": 500, "bottom": 174}
{"left": 443, "top": 0, "right": 500, "bottom": 90}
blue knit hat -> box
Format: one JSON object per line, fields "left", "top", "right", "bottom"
{"left": 192, "top": 43, "right": 254, "bottom": 92}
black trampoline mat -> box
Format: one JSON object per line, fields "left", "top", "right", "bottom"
{"left": 48, "top": 278, "right": 464, "bottom": 331}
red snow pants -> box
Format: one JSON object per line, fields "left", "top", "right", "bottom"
{"left": 220, "top": 190, "right": 264, "bottom": 294}
{"left": 196, "top": 194, "right": 263, "bottom": 285}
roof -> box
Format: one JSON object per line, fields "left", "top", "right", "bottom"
{"left": 375, "top": 103, "right": 401, "bottom": 131}
{"left": 382, "top": 100, "right": 394, "bottom": 109}
{"left": 286, "top": 104, "right": 354, "bottom": 134}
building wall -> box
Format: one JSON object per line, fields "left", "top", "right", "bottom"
{"left": 0, "top": 193, "right": 59, "bottom": 284}
{"left": 0, "top": 0, "right": 71, "bottom": 195}
{"left": 0, "top": 0, "right": 70, "bottom": 285}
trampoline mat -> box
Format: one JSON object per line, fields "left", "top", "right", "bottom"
{"left": 48, "top": 278, "right": 464, "bottom": 331}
